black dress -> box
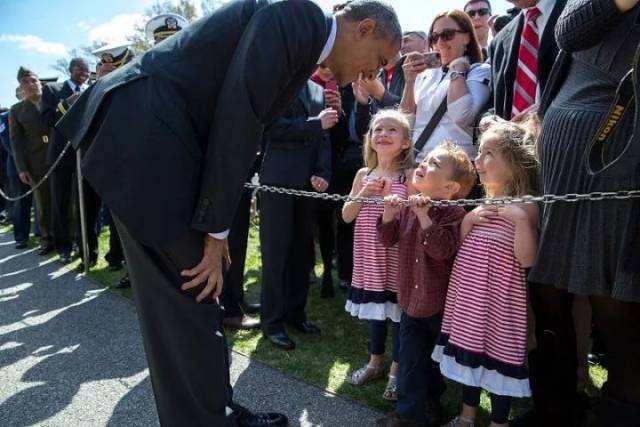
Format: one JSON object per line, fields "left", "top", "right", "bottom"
{"left": 529, "top": 0, "right": 640, "bottom": 302}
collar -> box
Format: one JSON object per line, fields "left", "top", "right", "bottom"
{"left": 317, "top": 16, "right": 337, "bottom": 65}
{"left": 67, "top": 80, "right": 87, "bottom": 92}
{"left": 528, "top": 0, "right": 554, "bottom": 17}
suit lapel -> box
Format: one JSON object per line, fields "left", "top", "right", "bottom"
{"left": 297, "top": 82, "right": 312, "bottom": 115}
{"left": 505, "top": 14, "right": 524, "bottom": 85}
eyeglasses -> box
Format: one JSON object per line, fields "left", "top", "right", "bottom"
{"left": 466, "top": 8, "right": 491, "bottom": 18}
{"left": 428, "top": 29, "right": 467, "bottom": 44}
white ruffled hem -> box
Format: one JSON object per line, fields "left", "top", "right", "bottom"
{"left": 344, "top": 301, "right": 401, "bottom": 322}
{"left": 432, "top": 345, "right": 531, "bottom": 398}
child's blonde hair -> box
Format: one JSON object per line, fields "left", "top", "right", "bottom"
{"left": 363, "top": 109, "right": 414, "bottom": 171}
{"left": 480, "top": 115, "right": 540, "bottom": 197}
{"left": 431, "top": 140, "right": 477, "bottom": 199}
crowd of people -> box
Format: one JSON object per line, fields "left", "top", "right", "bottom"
{"left": 1, "top": 0, "right": 639, "bottom": 426}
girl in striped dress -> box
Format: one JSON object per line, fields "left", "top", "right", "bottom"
{"left": 433, "top": 118, "right": 539, "bottom": 427}
{"left": 342, "top": 109, "right": 413, "bottom": 400}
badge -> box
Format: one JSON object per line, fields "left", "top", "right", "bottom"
{"left": 43, "top": 135, "right": 49, "bottom": 143}
{"left": 102, "top": 53, "right": 114, "bottom": 64}
{"left": 166, "top": 16, "right": 178, "bottom": 30}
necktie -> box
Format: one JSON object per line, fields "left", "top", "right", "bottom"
{"left": 512, "top": 7, "right": 541, "bottom": 118}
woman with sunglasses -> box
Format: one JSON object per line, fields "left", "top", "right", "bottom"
{"left": 400, "top": 9, "right": 490, "bottom": 164}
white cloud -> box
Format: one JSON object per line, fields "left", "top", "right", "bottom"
{"left": 0, "top": 34, "right": 69, "bottom": 56}
{"left": 76, "top": 21, "right": 92, "bottom": 31}
{"left": 88, "top": 13, "right": 145, "bottom": 45}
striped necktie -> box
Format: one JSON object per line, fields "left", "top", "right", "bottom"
{"left": 512, "top": 7, "right": 541, "bottom": 118}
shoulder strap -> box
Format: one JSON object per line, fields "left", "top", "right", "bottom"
{"left": 585, "top": 42, "right": 640, "bottom": 176}
{"left": 414, "top": 97, "right": 447, "bottom": 155}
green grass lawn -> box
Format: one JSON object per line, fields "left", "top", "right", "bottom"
{"left": 6, "top": 218, "right": 605, "bottom": 424}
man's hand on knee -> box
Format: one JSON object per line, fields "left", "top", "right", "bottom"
{"left": 180, "top": 235, "right": 230, "bottom": 302}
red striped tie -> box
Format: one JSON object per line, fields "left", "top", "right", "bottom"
{"left": 512, "top": 7, "right": 541, "bottom": 118}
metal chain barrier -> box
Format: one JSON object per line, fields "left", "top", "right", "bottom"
{"left": 0, "top": 141, "right": 73, "bottom": 202}
{"left": 244, "top": 183, "right": 640, "bottom": 207}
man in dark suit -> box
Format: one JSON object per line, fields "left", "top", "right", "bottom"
{"left": 259, "top": 79, "right": 336, "bottom": 350}
{"left": 56, "top": 1, "right": 401, "bottom": 425}
{"left": 10, "top": 67, "right": 54, "bottom": 256}
{"left": 40, "top": 58, "right": 90, "bottom": 264}
{"left": 488, "top": 0, "right": 567, "bottom": 120}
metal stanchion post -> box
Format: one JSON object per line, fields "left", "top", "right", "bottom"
{"left": 76, "top": 148, "right": 90, "bottom": 274}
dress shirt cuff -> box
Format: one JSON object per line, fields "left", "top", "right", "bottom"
{"left": 209, "top": 230, "right": 229, "bottom": 240}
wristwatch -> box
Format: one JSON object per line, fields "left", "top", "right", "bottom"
{"left": 450, "top": 71, "right": 467, "bottom": 81}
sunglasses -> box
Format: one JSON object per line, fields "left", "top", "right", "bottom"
{"left": 428, "top": 29, "right": 467, "bottom": 44}
{"left": 466, "top": 8, "right": 490, "bottom": 18}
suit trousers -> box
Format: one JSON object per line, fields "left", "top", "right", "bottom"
{"left": 114, "top": 216, "right": 231, "bottom": 426}
{"left": 50, "top": 164, "right": 75, "bottom": 255}
{"left": 221, "top": 187, "right": 252, "bottom": 318}
{"left": 29, "top": 164, "right": 53, "bottom": 243}
{"left": 76, "top": 179, "right": 101, "bottom": 262}
{"left": 259, "top": 191, "right": 314, "bottom": 334}
{"left": 7, "top": 175, "right": 32, "bottom": 243}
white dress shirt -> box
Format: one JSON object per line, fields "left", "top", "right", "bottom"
{"left": 67, "top": 80, "right": 88, "bottom": 93}
{"left": 412, "top": 61, "right": 491, "bottom": 162}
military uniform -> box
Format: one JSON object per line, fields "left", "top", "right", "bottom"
{"left": 9, "top": 98, "right": 53, "bottom": 247}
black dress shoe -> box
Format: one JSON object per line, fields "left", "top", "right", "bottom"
{"left": 15, "top": 240, "right": 28, "bottom": 250}
{"left": 37, "top": 245, "right": 55, "bottom": 256}
{"left": 264, "top": 332, "right": 295, "bottom": 350}
{"left": 59, "top": 252, "right": 73, "bottom": 264}
{"left": 114, "top": 274, "right": 131, "bottom": 289}
{"left": 233, "top": 403, "right": 288, "bottom": 427}
{"left": 242, "top": 302, "right": 261, "bottom": 315}
{"left": 288, "top": 320, "right": 320, "bottom": 334}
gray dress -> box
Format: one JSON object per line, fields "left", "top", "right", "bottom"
{"left": 529, "top": 0, "right": 640, "bottom": 302}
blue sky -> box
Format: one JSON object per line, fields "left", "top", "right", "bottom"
{"left": 0, "top": 0, "right": 513, "bottom": 108}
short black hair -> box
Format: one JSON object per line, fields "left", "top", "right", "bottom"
{"left": 464, "top": 0, "right": 492, "bottom": 13}
{"left": 334, "top": 0, "right": 402, "bottom": 44}
{"left": 68, "top": 57, "right": 89, "bottom": 72}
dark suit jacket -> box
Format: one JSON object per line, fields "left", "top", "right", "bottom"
{"left": 9, "top": 100, "right": 50, "bottom": 175}
{"left": 260, "top": 80, "right": 331, "bottom": 189}
{"left": 55, "top": 0, "right": 330, "bottom": 245}
{"left": 489, "top": 0, "right": 567, "bottom": 119}
{"left": 375, "top": 55, "right": 406, "bottom": 109}
{"left": 41, "top": 81, "right": 75, "bottom": 168}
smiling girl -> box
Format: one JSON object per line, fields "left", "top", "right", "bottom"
{"left": 433, "top": 119, "right": 539, "bottom": 427}
{"left": 342, "top": 109, "right": 413, "bottom": 400}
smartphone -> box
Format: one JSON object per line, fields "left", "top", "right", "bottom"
{"left": 422, "top": 52, "right": 442, "bottom": 69}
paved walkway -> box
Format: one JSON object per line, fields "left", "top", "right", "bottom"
{"left": 0, "top": 231, "right": 382, "bottom": 426}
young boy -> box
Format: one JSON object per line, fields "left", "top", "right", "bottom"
{"left": 375, "top": 141, "right": 477, "bottom": 427}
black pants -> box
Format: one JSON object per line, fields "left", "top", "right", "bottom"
{"left": 114, "top": 217, "right": 231, "bottom": 426}
{"left": 76, "top": 179, "right": 101, "bottom": 262}
{"left": 462, "top": 386, "right": 511, "bottom": 424}
{"left": 50, "top": 164, "right": 75, "bottom": 255}
{"left": 369, "top": 319, "right": 400, "bottom": 361}
{"left": 103, "top": 208, "right": 124, "bottom": 266}
{"left": 259, "top": 191, "right": 314, "bottom": 334}
{"left": 529, "top": 284, "right": 640, "bottom": 426}
{"left": 221, "top": 187, "right": 252, "bottom": 318}
{"left": 396, "top": 313, "right": 445, "bottom": 422}
{"left": 7, "top": 175, "right": 32, "bottom": 243}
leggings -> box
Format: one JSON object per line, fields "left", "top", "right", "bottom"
{"left": 369, "top": 319, "right": 399, "bottom": 362}
{"left": 462, "top": 385, "right": 511, "bottom": 424}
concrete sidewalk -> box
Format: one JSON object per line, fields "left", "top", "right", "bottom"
{"left": 0, "top": 231, "right": 382, "bottom": 426}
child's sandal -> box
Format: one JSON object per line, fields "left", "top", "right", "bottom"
{"left": 442, "top": 415, "right": 475, "bottom": 427}
{"left": 345, "top": 364, "right": 385, "bottom": 386}
{"left": 382, "top": 374, "right": 398, "bottom": 401}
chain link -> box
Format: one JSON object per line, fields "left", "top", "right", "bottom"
{"left": 244, "top": 183, "right": 640, "bottom": 207}
{"left": 0, "top": 141, "right": 73, "bottom": 202}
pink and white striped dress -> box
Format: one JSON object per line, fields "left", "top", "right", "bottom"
{"left": 432, "top": 215, "right": 531, "bottom": 397}
{"left": 345, "top": 172, "right": 407, "bottom": 322}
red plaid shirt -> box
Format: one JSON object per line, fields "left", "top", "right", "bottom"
{"left": 377, "top": 206, "right": 466, "bottom": 318}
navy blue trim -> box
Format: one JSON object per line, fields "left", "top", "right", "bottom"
{"left": 347, "top": 287, "right": 397, "bottom": 304}
{"left": 437, "top": 334, "right": 529, "bottom": 380}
